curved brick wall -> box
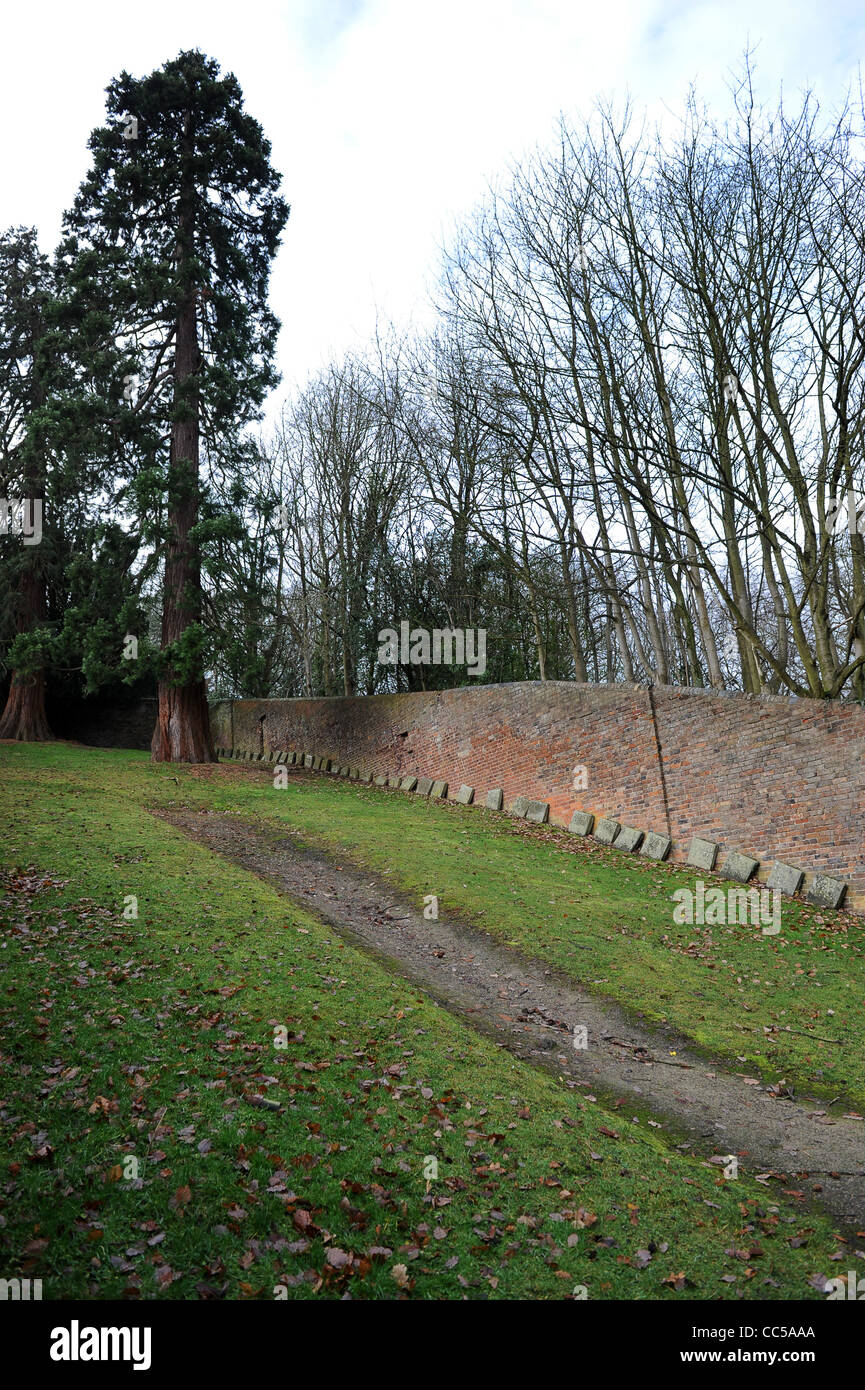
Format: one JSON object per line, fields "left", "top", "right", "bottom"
{"left": 210, "top": 681, "right": 865, "bottom": 909}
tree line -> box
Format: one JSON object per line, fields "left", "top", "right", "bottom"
{"left": 3, "top": 56, "right": 864, "bottom": 763}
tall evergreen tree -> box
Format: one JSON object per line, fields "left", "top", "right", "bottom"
{"left": 0, "top": 228, "right": 54, "bottom": 740}
{"left": 63, "top": 50, "right": 288, "bottom": 760}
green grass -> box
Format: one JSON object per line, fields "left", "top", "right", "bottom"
{"left": 175, "top": 752, "right": 865, "bottom": 1111}
{"left": 0, "top": 742, "right": 855, "bottom": 1300}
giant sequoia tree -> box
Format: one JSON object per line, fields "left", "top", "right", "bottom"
{"left": 0, "top": 229, "right": 54, "bottom": 740}
{"left": 63, "top": 50, "right": 288, "bottom": 760}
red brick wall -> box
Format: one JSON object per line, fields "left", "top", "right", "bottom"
{"left": 210, "top": 682, "right": 865, "bottom": 907}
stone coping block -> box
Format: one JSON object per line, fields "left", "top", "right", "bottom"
{"left": 615, "top": 826, "right": 644, "bottom": 852}
{"left": 721, "top": 849, "right": 758, "bottom": 883}
{"left": 485, "top": 788, "right": 504, "bottom": 811}
{"left": 415, "top": 777, "right": 433, "bottom": 796}
{"left": 687, "top": 836, "right": 718, "bottom": 870}
{"left": 641, "top": 831, "right": 672, "bottom": 861}
{"left": 568, "top": 810, "right": 594, "bottom": 836}
{"left": 387, "top": 775, "right": 401, "bottom": 788}
{"left": 400, "top": 776, "right": 418, "bottom": 791}
{"left": 525, "top": 799, "right": 550, "bottom": 824}
{"left": 455, "top": 785, "right": 475, "bottom": 804}
{"left": 805, "top": 874, "right": 848, "bottom": 910}
{"left": 594, "top": 817, "right": 620, "bottom": 844}
{"left": 373, "top": 774, "right": 387, "bottom": 786}
{"left": 510, "top": 795, "right": 530, "bottom": 818}
{"left": 304, "top": 754, "right": 314, "bottom": 768}
{"left": 350, "top": 768, "right": 360, "bottom": 779}
{"left": 767, "top": 861, "right": 804, "bottom": 896}
{"left": 430, "top": 780, "right": 448, "bottom": 799}
{"left": 360, "top": 771, "right": 372, "bottom": 782}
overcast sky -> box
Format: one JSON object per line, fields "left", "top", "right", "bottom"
{"left": 3, "top": 0, "right": 864, "bottom": 403}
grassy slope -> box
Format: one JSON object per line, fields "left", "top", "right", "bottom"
{"left": 192, "top": 756, "right": 865, "bottom": 1111}
{"left": 0, "top": 743, "right": 853, "bottom": 1300}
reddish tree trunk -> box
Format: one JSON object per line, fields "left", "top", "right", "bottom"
{"left": 0, "top": 669, "right": 52, "bottom": 741}
{"left": 151, "top": 678, "right": 213, "bottom": 761}
{"left": 0, "top": 479, "right": 51, "bottom": 742}
{"left": 151, "top": 109, "right": 214, "bottom": 764}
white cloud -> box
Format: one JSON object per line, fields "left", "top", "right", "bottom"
{"left": 1, "top": 0, "right": 863, "bottom": 401}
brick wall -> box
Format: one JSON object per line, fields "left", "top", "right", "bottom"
{"left": 51, "top": 697, "right": 157, "bottom": 751}
{"left": 210, "top": 682, "right": 865, "bottom": 907}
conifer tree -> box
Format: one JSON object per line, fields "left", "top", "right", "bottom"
{"left": 63, "top": 50, "right": 288, "bottom": 760}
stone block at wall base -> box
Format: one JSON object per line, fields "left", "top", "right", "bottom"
{"left": 615, "top": 826, "right": 644, "bottom": 852}
{"left": 688, "top": 836, "right": 718, "bottom": 870}
{"left": 594, "top": 817, "right": 620, "bottom": 844}
{"left": 721, "top": 850, "right": 758, "bottom": 883}
{"left": 767, "top": 862, "right": 804, "bottom": 895}
{"left": 805, "top": 874, "right": 847, "bottom": 909}
{"left": 641, "top": 831, "right": 671, "bottom": 861}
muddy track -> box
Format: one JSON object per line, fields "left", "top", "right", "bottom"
{"left": 155, "top": 805, "right": 865, "bottom": 1231}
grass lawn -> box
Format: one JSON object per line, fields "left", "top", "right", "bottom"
{"left": 0, "top": 741, "right": 855, "bottom": 1300}
{"left": 182, "top": 752, "right": 865, "bottom": 1111}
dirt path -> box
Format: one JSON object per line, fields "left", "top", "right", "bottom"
{"left": 156, "top": 805, "right": 865, "bottom": 1231}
